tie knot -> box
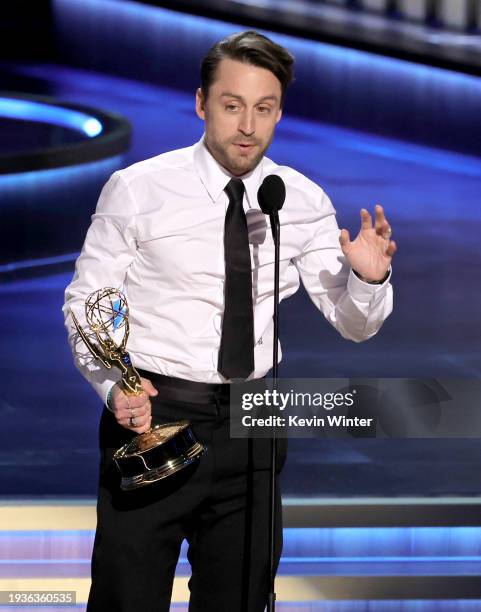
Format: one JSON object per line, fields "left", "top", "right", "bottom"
{"left": 225, "top": 178, "right": 245, "bottom": 204}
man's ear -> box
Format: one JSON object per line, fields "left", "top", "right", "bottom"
{"left": 276, "top": 107, "right": 283, "bottom": 124}
{"left": 196, "top": 88, "right": 206, "bottom": 120}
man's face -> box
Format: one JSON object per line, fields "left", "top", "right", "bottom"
{"left": 196, "top": 58, "right": 283, "bottom": 176}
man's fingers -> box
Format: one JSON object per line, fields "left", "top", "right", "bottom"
{"left": 122, "top": 402, "right": 150, "bottom": 419}
{"left": 133, "top": 421, "right": 152, "bottom": 435}
{"left": 386, "top": 240, "right": 397, "bottom": 257}
{"left": 118, "top": 411, "right": 152, "bottom": 433}
{"left": 128, "top": 413, "right": 151, "bottom": 429}
{"left": 374, "top": 205, "right": 384, "bottom": 232}
{"left": 125, "top": 391, "right": 150, "bottom": 407}
{"left": 360, "top": 208, "right": 372, "bottom": 230}
{"left": 141, "top": 377, "right": 158, "bottom": 397}
{"left": 374, "top": 203, "right": 385, "bottom": 221}
{"left": 378, "top": 221, "right": 392, "bottom": 240}
{"left": 374, "top": 205, "right": 393, "bottom": 240}
{"left": 114, "top": 395, "right": 151, "bottom": 420}
{"left": 339, "top": 228, "right": 351, "bottom": 249}
{"left": 126, "top": 420, "right": 152, "bottom": 435}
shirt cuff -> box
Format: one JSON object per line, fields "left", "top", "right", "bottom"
{"left": 92, "top": 375, "right": 121, "bottom": 411}
{"left": 347, "top": 267, "right": 392, "bottom": 303}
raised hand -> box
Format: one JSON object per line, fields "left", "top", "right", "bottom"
{"left": 339, "top": 205, "right": 397, "bottom": 282}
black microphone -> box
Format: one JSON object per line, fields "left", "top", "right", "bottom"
{"left": 257, "top": 175, "right": 286, "bottom": 216}
{"left": 257, "top": 175, "right": 286, "bottom": 242}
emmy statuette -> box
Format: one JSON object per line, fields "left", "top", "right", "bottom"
{"left": 69, "top": 288, "right": 205, "bottom": 490}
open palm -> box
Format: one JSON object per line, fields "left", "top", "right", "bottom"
{"left": 340, "top": 205, "right": 397, "bottom": 282}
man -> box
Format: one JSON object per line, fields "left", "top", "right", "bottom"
{"left": 64, "top": 30, "right": 396, "bottom": 612}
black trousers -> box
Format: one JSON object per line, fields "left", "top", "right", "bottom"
{"left": 87, "top": 371, "right": 288, "bottom": 612}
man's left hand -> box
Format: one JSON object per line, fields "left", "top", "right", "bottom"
{"left": 339, "top": 204, "right": 397, "bottom": 282}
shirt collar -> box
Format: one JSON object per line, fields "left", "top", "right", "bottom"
{"left": 193, "top": 135, "right": 264, "bottom": 209}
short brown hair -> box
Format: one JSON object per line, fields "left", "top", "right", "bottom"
{"left": 200, "top": 30, "right": 294, "bottom": 106}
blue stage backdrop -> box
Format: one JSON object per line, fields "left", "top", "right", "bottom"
{"left": 1, "top": 0, "right": 481, "bottom": 498}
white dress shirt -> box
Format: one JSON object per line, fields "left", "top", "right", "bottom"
{"left": 63, "top": 136, "right": 393, "bottom": 404}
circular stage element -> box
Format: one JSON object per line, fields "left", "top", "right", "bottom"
{"left": 0, "top": 92, "right": 131, "bottom": 174}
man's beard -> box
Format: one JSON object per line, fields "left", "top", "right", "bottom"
{"left": 208, "top": 136, "right": 271, "bottom": 176}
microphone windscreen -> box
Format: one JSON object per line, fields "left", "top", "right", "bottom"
{"left": 257, "top": 175, "right": 286, "bottom": 215}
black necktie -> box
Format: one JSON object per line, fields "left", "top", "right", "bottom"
{"left": 217, "top": 178, "right": 255, "bottom": 380}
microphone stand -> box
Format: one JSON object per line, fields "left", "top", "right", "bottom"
{"left": 268, "top": 210, "right": 280, "bottom": 612}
